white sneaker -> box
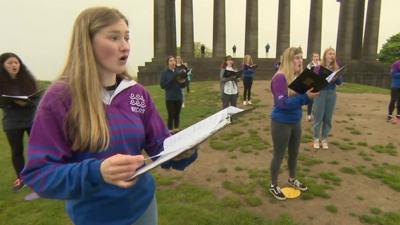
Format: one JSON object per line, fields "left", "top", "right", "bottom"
{"left": 243, "top": 101, "right": 247, "bottom": 105}
{"left": 248, "top": 100, "right": 252, "bottom": 105}
{"left": 321, "top": 140, "right": 329, "bottom": 149}
{"left": 313, "top": 139, "right": 320, "bottom": 149}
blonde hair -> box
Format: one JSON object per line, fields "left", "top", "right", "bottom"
{"left": 321, "top": 47, "right": 339, "bottom": 71}
{"left": 60, "top": 7, "right": 131, "bottom": 152}
{"left": 277, "top": 47, "right": 303, "bottom": 96}
{"left": 243, "top": 54, "right": 253, "bottom": 65}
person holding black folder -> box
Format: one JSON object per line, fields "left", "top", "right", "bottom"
{"left": 242, "top": 54, "right": 256, "bottom": 105}
{"left": 312, "top": 47, "right": 343, "bottom": 150}
{"left": 220, "top": 55, "right": 240, "bottom": 109}
{"left": 161, "top": 56, "right": 186, "bottom": 132}
{"left": 176, "top": 56, "right": 188, "bottom": 108}
{"left": 21, "top": 7, "right": 197, "bottom": 225}
{"left": 305, "top": 52, "right": 320, "bottom": 121}
{"left": 269, "top": 47, "right": 319, "bottom": 200}
{"left": 0, "top": 53, "right": 40, "bottom": 199}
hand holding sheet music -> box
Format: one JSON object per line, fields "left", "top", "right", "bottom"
{"left": 128, "top": 106, "right": 246, "bottom": 180}
{"left": 325, "top": 66, "right": 345, "bottom": 83}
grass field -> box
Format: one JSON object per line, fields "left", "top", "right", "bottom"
{"left": 0, "top": 80, "right": 399, "bottom": 225}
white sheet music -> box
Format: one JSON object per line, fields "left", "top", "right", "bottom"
{"left": 129, "top": 106, "right": 244, "bottom": 179}
{"left": 325, "top": 66, "right": 345, "bottom": 83}
{"left": 1, "top": 94, "right": 29, "bottom": 99}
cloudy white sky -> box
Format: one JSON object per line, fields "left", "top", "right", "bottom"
{"left": 0, "top": 0, "right": 398, "bottom": 80}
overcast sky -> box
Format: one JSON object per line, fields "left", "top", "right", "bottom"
{"left": 0, "top": 0, "right": 398, "bottom": 80}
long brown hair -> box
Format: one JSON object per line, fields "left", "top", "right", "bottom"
{"left": 221, "top": 55, "right": 233, "bottom": 69}
{"left": 60, "top": 7, "right": 131, "bottom": 152}
{"left": 243, "top": 54, "right": 253, "bottom": 65}
{"left": 276, "top": 47, "right": 303, "bottom": 96}
{"left": 321, "top": 47, "right": 339, "bottom": 71}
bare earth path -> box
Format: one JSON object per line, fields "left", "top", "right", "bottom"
{"left": 156, "top": 80, "right": 399, "bottom": 225}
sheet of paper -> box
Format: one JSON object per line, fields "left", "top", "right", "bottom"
{"left": 325, "top": 66, "right": 345, "bottom": 83}
{"left": 1, "top": 95, "right": 29, "bottom": 100}
{"left": 129, "top": 106, "right": 244, "bottom": 179}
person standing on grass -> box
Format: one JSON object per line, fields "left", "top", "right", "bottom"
{"left": 21, "top": 7, "right": 197, "bottom": 225}
{"left": 312, "top": 48, "right": 343, "bottom": 150}
{"left": 0, "top": 52, "right": 40, "bottom": 200}
{"left": 183, "top": 62, "right": 192, "bottom": 94}
{"left": 269, "top": 47, "right": 319, "bottom": 201}
{"left": 220, "top": 55, "right": 240, "bottom": 109}
{"left": 175, "top": 56, "right": 188, "bottom": 108}
{"left": 387, "top": 59, "right": 400, "bottom": 123}
{"left": 305, "top": 52, "right": 320, "bottom": 122}
{"left": 242, "top": 54, "right": 256, "bottom": 106}
{"left": 161, "top": 56, "right": 186, "bottom": 133}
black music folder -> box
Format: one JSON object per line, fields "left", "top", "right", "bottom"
{"left": 288, "top": 66, "right": 345, "bottom": 94}
{"left": 0, "top": 89, "right": 44, "bottom": 105}
{"left": 0, "top": 89, "right": 45, "bottom": 102}
{"left": 288, "top": 68, "right": 325, "bottom": 94}
{"left": 223, "top": 69, "right": 242, "bottom": 78}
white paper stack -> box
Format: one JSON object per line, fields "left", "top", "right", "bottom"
{"left": 129, "top": 106, "right": 244, "bottom": 179}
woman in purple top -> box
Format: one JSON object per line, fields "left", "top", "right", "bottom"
{"left": 21, "top": 7, "right": 196, "bottom": 225}
{"left": 387, "top": 59, "right": 400, "bottom": 122}
{"left": 269, "top": 47, "right": 319, "bottom": 200}
{"left": 242, "top": 54, "right": 256, "bottom": 105}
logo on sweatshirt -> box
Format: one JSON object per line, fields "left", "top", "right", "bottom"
{"left": 130, "top": 93, "right": 146, "bottom": 114}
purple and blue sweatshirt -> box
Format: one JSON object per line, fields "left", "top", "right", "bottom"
{"left": 242, "top": 64, "right": 256, "bottom": 78}
{"left": 21, "top": 79, "right": 192, "bottom": 225}
{"left": 271, "top": 73, "right": 310, "bottom": 124}
{"left": 391, "top": 60, "right": 400, "bottom": 88}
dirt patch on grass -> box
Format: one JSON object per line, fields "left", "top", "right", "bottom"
{"left": 155, "top": 80, "right": 399, "bottom": 225}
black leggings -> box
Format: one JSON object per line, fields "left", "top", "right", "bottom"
{"left": 5, "top": 127, "right": 31, "bottom": 178}
{"left": 166, "top": 100, "right": 182, "bottom": 130}
{"left": 307, "top": 100, "right": 314, "bottom": 116}
{"left": 243, "top": 77, "right": 253, "bottom": 101}
{"left": 388, "top": 88, "right": 400, "bottom": 116}
{"left": 270, "top": 120, "right": 301, "bottom": 185}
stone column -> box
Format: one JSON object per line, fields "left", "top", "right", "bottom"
{"left": 351, "top": 0, "right": 365, "bottom": 60}
{"left": 213, "top": 0, "right": 226, "bottom": 58}
{"left": 154, "top": 0, "right": 167, "bottom": 58}
{"left": 245, "top": 0, "right": 258, "bottom": 57}
{"left": 362, "top": 0, "right": 381, "bottom": 61}
{"left": 307, "top": 0, "right": 322, "bottom": 59}
{"left": 336, "top": 0, "right": 356, "bottom": 62}
{"left": 181, "top": 0, "right": 194, "bottom": 58}
{"left": 166, "top": 0, "right": 177, "bottom": 56}
{"left": 276, "top": 0, "right": 290, "bottom": 58}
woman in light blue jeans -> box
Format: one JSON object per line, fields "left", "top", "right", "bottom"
{"left": 312, "top": 48, "right": 342, "bottom": 150}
